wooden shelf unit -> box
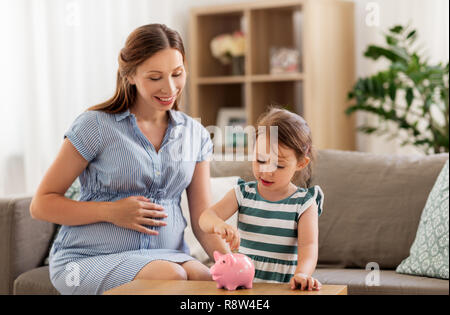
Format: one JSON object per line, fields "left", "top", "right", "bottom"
{"left": 188, "top": 0, "right": 356, "bottom": 150}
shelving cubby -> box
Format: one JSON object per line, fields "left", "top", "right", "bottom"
{"left": 189, "top": 0, "right": 356, "bottom": 151}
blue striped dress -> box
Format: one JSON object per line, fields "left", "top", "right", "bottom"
{"left": 234, "top": 178, "right": 324, "bottom": 283}
{"left": 48, "top": 109, "right": 213, "bottom": 294}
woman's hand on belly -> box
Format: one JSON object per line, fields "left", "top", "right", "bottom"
{"left": 105, "top": 196, "right": 167, "bottom": 235}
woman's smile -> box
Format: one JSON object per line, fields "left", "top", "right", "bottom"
{"left": 153, "top": 94, "right": 177, "bottom": 106}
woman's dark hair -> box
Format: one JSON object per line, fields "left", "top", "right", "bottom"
{"left": 256, "top": 106, "right": 316, "bottom": 187}
{"left": 88, "top": 24, "right": 185, "bottom": 113}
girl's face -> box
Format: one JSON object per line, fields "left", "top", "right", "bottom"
{"left": 252, "top": 133, "right": 310, "bottom": 193}
{"left": 128, "top": 48, "right": 186, "bottom": 111}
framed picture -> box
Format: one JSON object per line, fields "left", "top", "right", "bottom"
{"left": 216, "top": 108, "right": 247, "bottom": 148}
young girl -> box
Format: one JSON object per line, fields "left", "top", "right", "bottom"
{"left": 199, "top": 107, "right": 324, "bottom": 291}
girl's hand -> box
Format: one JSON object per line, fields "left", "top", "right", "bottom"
{"left": 107, "top": 196, "right": 167, "bottom": 235}
{"left": 290, "top": 273, "right": 322, "bottom": 291}
{"left": 213, "top": 222, "right": 240, "bottom": 251}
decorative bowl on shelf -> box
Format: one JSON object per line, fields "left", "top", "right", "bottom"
{"left": 270, "top": 47, "right": 300, "bottom": 74}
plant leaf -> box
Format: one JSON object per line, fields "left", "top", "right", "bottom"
{"left": 390, "top": 25, "right": 404, "bottom": 34}
{"left": 406, "top": 30, "right": 417, "bottom": 40}
{"left": 388, "top": 81, "right": 397, "bottom": 101}
{"left": 364, "top": 46, "right": 407, "bottom": 63}
{"left": 357, "top": 126, "right": 378, "bottom": 134}
{"left": 386, "top": 35, "right": 398, "bottom": 46}
{"left": 406, "top": 87, "right": 414, "bottom": 108}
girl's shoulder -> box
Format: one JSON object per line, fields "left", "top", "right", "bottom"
{"left": 234, "top": 178, "right": 258, "bottom": 205}
{"left": 236, "top": 178, "right": 257, "bottom": 190}
{"left": 295, "top": 185, "right": 324, "bottom": 199}
{"left": 294, "top": 185, "right": 324, "bottom": 217}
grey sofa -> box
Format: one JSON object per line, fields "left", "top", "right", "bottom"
{"left": 1, "top": 149, "right": 448, "bottom": 295}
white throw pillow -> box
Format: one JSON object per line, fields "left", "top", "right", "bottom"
{"left": 181, "top": 176, "right": 240, "bottom": 264}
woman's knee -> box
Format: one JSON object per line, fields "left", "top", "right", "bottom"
{"left": 134, "top": 260, "right": 188, "bottom": 281}
{"left": 181, "top": 260, "right": 211, "bottom": 281}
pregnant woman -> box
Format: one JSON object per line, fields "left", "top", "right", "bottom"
{"left": 30, "top": 24, "right": 228, "bottom": 295}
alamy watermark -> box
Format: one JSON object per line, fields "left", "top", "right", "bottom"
{"left": 65, "top": 262, "right": 80, "bottom": 288}
{"left": 365, "top": 2, "right": 380, "bottom": 27}
{"left": 170, "top": 121, "right": 279, "bottom": 172}
{"left": 365, "top": 262, "right": 380, "bottom": 287}
{"left": 65, "top": 1, "right": 80, "bottom": 27}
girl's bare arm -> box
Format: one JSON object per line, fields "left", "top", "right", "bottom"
{"left": 295, "top": 203, "right": 319, "bottom": 276}
{"left": 198, "top": 188, "right": 238, "bottom": 234}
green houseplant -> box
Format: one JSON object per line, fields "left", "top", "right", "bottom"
{"left": 346, "top": 25, "right": 449, "bottom": 154}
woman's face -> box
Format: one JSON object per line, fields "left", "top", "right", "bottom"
{"left": 128, "top": 48, "right": 186, "bottom": 111}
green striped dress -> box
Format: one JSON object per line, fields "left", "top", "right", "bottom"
{"left": 234, "top": 178, "right": 324, "bottom": 283}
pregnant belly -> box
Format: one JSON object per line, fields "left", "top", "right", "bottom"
{"left": 53, "top": 206, "right": 188, "bottom": 255}
{"left": 54, "top": 223, "right": 141, "bottom": 255}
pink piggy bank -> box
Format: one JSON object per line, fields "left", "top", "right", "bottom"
{"left": 210, "top": 251, "right": 255, "bottom": 290}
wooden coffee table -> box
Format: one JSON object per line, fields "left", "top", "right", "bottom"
{"left": 104, "top": 279, "right": 347, "bottom": 295}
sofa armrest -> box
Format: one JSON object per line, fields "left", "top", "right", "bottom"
{"left": 0, "top": 196, "right": 56, "bottom": 294}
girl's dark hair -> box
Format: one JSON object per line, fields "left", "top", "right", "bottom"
{"left": 88, "top": 24, "right": 185, "bottom": 113}
{"left": 256, "top": 106, "right": 315, "bottom": 187}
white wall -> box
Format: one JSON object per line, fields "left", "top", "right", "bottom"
{"left": 0, "top": 0, "right": 174, "bottom": 196}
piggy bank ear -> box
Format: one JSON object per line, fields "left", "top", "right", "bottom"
{"left": 213, "top": 251, "right": 221, "bottom": 262}
{"left": 228, "top": 254, "right": 237, "bottom": 266}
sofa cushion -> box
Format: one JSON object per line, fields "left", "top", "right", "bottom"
{"left": 396, "top": 160, "right": 449, "bottom": 279}
{"left": 210, "top": 159, "right": 254, "bottom": 182}
{"left": 0, "top": 197, "right": 55, "bottom": 294}
{"left": 13, "top": 266, "right": 59, "bottom": 295}
{"left": 312, "top": 268, "right": 449, "bottom": 295}
{"left": 310, "top": 150, "right": 449, "bottom": 269}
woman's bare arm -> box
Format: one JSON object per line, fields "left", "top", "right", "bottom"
{"left": 186, "top": 160, "right": 231, "bottom": 257}
{"left": 30, "top": 138, "right": 111, "bottom": 225}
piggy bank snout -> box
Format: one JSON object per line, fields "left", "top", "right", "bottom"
{"left": 210, "top": 264, "right": 219, "bottom": 275}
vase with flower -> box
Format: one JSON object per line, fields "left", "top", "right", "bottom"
{"left": 210, "top": 31, "right": 245, "bottom": 76}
